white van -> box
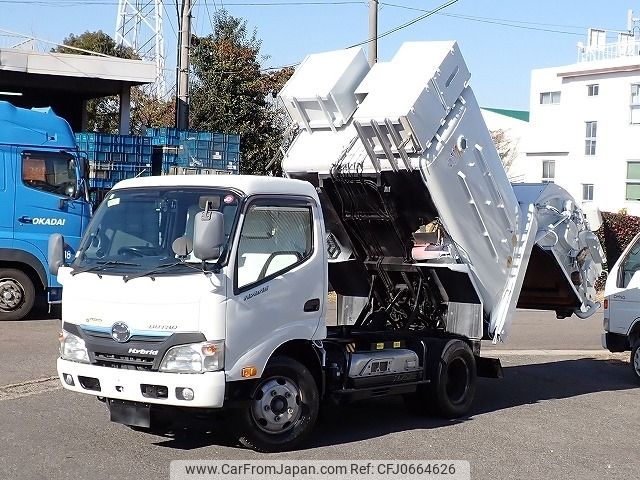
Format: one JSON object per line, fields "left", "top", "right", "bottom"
{"left": 603, "top": 231, "right": 640, "bottom": 381}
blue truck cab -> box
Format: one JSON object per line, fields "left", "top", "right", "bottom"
{"left": 0, "top": 101, "right": 91, "bottom": 320}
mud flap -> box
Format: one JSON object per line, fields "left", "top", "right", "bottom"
{"left": 475, "top": 356, "right": 503, "bottom": 379}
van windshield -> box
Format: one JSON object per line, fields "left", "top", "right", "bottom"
{"left": 73, "top": 187, "right": 241, "bottom": 274}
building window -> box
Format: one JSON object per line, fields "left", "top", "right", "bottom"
{"left": 585, "top": 121, "right": 597, "bottom": 155}
{"left": 587, "top": 84, "right": 599, "bottom": 96}
{"left": 631, "top": 84, "right": 640, "bottom": 124}
{"left": 542, "top": 160, "right": 555, "bottom": 183}
{"left": 626, "top": 162, "right": 640, "bottom": 201}
{"left": 582, "top": 184, "right": 594, "bottom": 201}
{"left": 540, "top": 91, "right": 561, "bottom": 104}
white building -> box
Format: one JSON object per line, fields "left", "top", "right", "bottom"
{"left": 522, "top": 16, "right": 640, "bottom": 215}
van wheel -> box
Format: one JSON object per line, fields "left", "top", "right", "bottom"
{"left": 234, "top": 356, "right": 319, "bottom": 453}
{"left": 405, "top": 339, "right": 476, "bottom": 418}
{"left": 631, "top": 342, "right": 640, "bottom": 383}
{"left": 0, "top": 269, "right": 36, "bottom": 321}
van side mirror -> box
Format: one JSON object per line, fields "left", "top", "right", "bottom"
{"left": 48, "top": 234, "right": 65, "bottom": 275}
{"left": 193, "top": 211, "right": 225, "bottom": 261}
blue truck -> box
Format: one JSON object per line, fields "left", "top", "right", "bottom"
{"left": 0, "top": 101, "right": 91, "bottom": 320}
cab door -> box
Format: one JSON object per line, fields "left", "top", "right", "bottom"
{"left": 606, "top": 233, "right": 640, "bottom": 336}
{"left": 224, "top": 196, "right": 327, "bottom": 381}
{"left": 13, "top": 150, "right": 85, "bottom": 267}
{"left": 0, "top": 148, "right": 16, "bottom": 242}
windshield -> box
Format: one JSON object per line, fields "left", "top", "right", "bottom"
{"left": 73, "top": 187, "right": 241, "bottom": 274}
{"left": 22, "top": 151, "right": 78, "bottom": 198}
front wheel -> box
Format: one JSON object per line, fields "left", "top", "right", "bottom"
{"left": 0, "top": 268, "right": 36, "bottom": 321}
{"left": 631, "top": 341, "right": 640, "bottom": 383}
{"left": 233, "top": 356, "right": 319, "bottom": 452}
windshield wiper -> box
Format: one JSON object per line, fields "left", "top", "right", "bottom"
{"left": 122, "top": 260, "right": 205, "bottom": 282}
{"left": 71, "top": 260, "right": 141, "bottom": 276}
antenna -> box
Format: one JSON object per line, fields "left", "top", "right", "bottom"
{"left": 115, "top": 0, "right": 166, "bottom": 98}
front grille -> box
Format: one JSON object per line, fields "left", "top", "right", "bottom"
{"left": 84, "top": 330, "right": 165, "bottom": 343}
{"left": 93, "top": 352, "right": 155, "bottom": 371}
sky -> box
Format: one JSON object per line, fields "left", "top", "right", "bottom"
{"left": 0, "top": 0, "right": 636, "bottom": 110}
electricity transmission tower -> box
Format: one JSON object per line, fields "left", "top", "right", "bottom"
{"left": 115, "top": 0, "right": 166, "bottom": 98}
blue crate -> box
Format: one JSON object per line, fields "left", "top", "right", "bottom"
{"left": 226, "top": 142, "right": 240, "bottom": 153}
{"left": 197, "top": 131, "right": 212, "bottom": 141}
{"left": 228, "top": 134, "right": 240, "bottom": 144}
{"left": 224, "top": 152, "right": 240, "bottom": 163}
{"left": 89, "top": 178, "right": 117, "bottom": 189}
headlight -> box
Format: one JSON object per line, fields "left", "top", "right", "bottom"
{"left": 59, "top": 331, "right": 89, "bottom": 363}
{"left": 159, "top": 340, "right": 224, "bottom": 373}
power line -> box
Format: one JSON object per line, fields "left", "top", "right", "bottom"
{"left": 347, "top": 0, "right": 459, "bottom": 48}
{"left": 380, "top": 2, "right": 617, "bottom": 37}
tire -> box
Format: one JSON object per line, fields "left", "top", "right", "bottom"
{"left": 405, "top": 339, "right": 476, "bottom": 419}
{"left": 0, "top": 268, "right": 36, "bottom": 321}
{"left": 631, "top": 341, "right": 640, "bottom": 384}
{"left": 233, "top": 356, "right": 319, "bottom": 453}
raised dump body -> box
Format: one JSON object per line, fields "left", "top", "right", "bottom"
{"left": 280, "top": 41, "right": 603, "bottom": 341}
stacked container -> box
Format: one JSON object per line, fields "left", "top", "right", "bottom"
{"left": 145, "top": 127, "right": 240, "bottom": 174}
{"left": 75, "top": 132, "right": 153, "bottom": 203}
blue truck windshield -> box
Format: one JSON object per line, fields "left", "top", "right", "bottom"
{"left": 22, "top": 151, "right": 78, "bottom": 198}
{"left": 73, "top": 187, "right": 240, "bottom": 274}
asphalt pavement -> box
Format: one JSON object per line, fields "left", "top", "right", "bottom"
{"left": 1, "top": 308, "right": 638, "bottom": 480}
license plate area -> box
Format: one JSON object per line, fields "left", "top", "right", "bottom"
{"left": 108, "top": 399, "right": 151, "bottom": 428}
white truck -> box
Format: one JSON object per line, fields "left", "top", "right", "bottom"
{"left": 50, "top": 41, "right": 604, "bottom": 452}
{"left": 602, "top": 231, "right": 640, "bottom": 381}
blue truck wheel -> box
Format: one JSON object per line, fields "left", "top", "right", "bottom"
{"left": 0, "top": 268, "right": 36, "bottom": 321}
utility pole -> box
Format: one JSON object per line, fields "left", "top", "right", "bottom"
{"left": 176, "top": 0, "right": 192, "bottom": 130}
{"left": 368, "top": 0, "right": 378, "bottom": 66}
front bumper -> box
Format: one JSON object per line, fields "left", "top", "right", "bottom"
{"left": 57, "top": 358, "right": 226, "bottom": 408}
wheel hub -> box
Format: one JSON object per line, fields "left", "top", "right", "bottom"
{"left": 251, "top": 377, "right": 302, "bottom": 434}
{"left": 0, "top": 278, "right": 24, "bottom": 311}
{"left": 633, "top": 348, "right": 640, "bottom": 377}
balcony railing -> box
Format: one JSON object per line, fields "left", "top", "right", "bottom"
{"left": 578, "top": 39, "right": 640, "bottom": 62}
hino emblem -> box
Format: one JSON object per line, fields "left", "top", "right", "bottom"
{"left": 111, "top": 322, "right": 131, "bottom": 343}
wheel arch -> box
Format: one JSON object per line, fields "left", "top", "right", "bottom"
{"left": 629, "top": 320, "right": 640, "bottom": 346}
{"left": 0, "top": 249, "right": 47, "bottom": 291}
{"left": 271, "top": 339, "right": 324, "bottom": 396}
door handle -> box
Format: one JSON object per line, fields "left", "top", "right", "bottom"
{"left": 304, "top": 298, "right": 320, "bottom": 312}
{"left": 18, "top": 216, "right": 33, "bottom": 224}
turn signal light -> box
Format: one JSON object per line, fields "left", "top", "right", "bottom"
{"left": 603, "top": 298, "right": 608, "bottom": 309}
{"left": 241, "top": 366, "right": 257, "bottom": 378}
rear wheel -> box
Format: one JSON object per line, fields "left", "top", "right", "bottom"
{"left": 0, "top": 268, "right": 36, "bottom": 321}
{"left": 631, "top": 341, "right": 640, "bottom": 383}
{"left": 233, "top": 356, "right": 319, "bottom": 452}
{"left": 405, "top": 339, "right": 476, "bottom": 418}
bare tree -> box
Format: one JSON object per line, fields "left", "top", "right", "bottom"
{"left": 490, "top": 128, "right": 518, "bottom": 173}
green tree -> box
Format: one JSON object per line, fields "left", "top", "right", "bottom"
{"left": 189, "top": 11, "right": 293, "bottom": 175}
{"left": 54, "top": 31, "right": 175, "bottom": 134}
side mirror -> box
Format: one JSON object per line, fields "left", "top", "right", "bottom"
{"left": 48, "top": 234, "right": 65, "bottom": 275}
{"left": 193, "top": 211, "right": 225, "bottom": 261}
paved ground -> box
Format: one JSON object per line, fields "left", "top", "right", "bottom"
{"left": 1, "top": 309, "right": 638, "bottom": 480}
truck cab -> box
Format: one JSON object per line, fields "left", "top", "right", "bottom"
{"left": 603, "top": 231, "right": 640, "bottom": 381}
{"left": 0, "top": 101, "right": 91, "bottom": 320}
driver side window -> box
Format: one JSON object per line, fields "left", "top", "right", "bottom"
{"left": 620, "top": 241, "right": 640, "bottom": 288}
{"left": 236, "top": 202, "right": 313, "bottom": 291}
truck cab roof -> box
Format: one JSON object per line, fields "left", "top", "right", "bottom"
{"left": 112, "top": 174, "right": 319, "bottom": 199}
{"left": 0, "top": 101, "right": 76, "bottom": 149}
